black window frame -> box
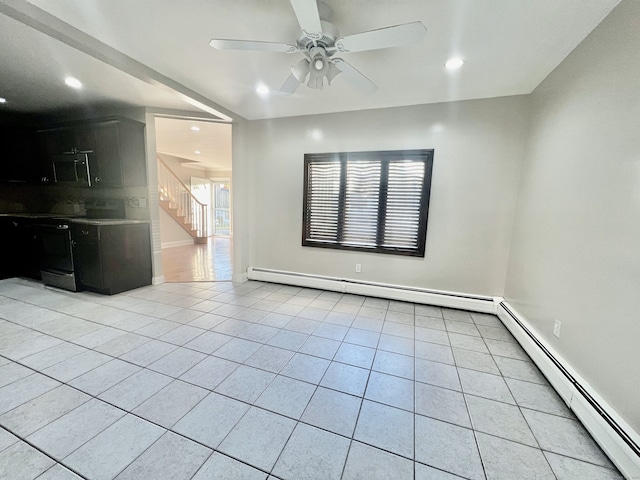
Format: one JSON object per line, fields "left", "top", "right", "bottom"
{"left": 302, "top": 148, "right": 434, "bottom": 257}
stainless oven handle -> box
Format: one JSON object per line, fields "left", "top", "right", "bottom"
{"left": 85, "top": 156, "right": 92, "bottom": 187}
{"left": 33, "top": 224, "right": 70, "bottom": 230}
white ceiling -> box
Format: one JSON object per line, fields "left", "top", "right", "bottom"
{"left": 18, "top": 0, "right": 620, "bottom": 121}
{"left": 0, "top": 0, "right": 620, "bottom": 122}
{"left": 154, "top": 117, "right": 232, "bottom": 172}
{"left": 0, "top": 11, "right": 192, "bottom": 114}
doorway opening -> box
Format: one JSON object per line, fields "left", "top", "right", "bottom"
{"left": 154, "top": 116, "right": 232, "bottom": 282}
{"left": 211, "top": 178, "right": 231, "bottom": 236}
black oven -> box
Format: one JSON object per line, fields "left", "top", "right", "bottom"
{"left": 35, "top": 219, "right": 77, "bottom": 291}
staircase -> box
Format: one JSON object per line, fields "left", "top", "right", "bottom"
{"left": 158, "top": 158, "right": 209, "bottom": 244}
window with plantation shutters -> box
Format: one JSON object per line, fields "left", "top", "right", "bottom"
{"left": 303, "top": 149, "right": 434, "bottom": 257}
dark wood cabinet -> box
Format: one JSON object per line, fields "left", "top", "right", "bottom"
{"left": 37, "top": 128, "right": 75, "bottom": 155}
{"left": 0, "top": 128, "right": 37, "bottom": 183}
{"left": 0, "top": 217, "right": 41, "bottom": 280}
{"left": 73, "top": 232, "right": 103, "bottom": 288}
{"left": 0, "top": 217, "right": 19, "bottom": 279}
{"left": 33, "top": 129, "right": 62, "bottom": 183}
{"left": 92, "top": 123, "right": 122, "bottom": 186}
{"left": 35, "top": 117, "right": 147, "bottom": 187}
{"left": 72, "top": 222, "right": 151, "bottom": 295}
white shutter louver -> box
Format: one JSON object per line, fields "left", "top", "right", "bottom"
{"left": 383, "top": 160, "right": 425, "bottom": 250}
{"left": 343, "top": 161, "right": 381, "bottom": 247}
{"left": 305, "top": 160, "right": 341, "bottom": 243}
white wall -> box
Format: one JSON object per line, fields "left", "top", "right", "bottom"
{"left": 245, "top": 96, "right": 529, "bottom": 296}
{"left": 158, "top": 153, "right": 207, "bottom": 186}
{"left": 232, "top": 118, "right": 251, "bottom": 281}
{"left": 159, "top": 208, "right": 193, "bottom": 247}
{"left": 504, "top": 0, "right": 640, "bottom": 432}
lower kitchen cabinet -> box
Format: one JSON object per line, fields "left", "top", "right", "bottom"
{"left": 0, "top": 217, "right": 20, "bottom": 279}
{"left": 0, "top": 217, "right": 41, "bottom": 280}
{"left": 72, "top": 222, "right": 151, "bottom": 295}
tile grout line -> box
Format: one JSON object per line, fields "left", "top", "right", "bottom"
{"left": 443, "top": 310, "right": 489, "bottom": 480}
{"left": 2, "top": 286, "right": 523, "bottom": 383}
{"left": 0, "top": 281, "right": 621, "bottom": 478}
{"left": 0, "top": 309, "right": 583, "bottom": 426}
{"left": 3, "top": 345, "right": 594, "bottom": 477}
{"left": 0, "top": 423, "right": 90, "bottom": 480}
{"left": 0, "top": 351, "right": 283, "bottom": 480}
{"left": 0, "top": 314, "right": 579, "bottom": 438}
{"left": 336, "top": 305, "right": 379, "bottom": 480}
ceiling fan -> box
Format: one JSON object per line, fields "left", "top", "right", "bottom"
{"left": 209, "top": 0, "right": 427, "bottom": 95}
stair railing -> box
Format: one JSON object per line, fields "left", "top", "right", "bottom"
{"left": 158, "top": 158, "right": 208, "bottom": 238}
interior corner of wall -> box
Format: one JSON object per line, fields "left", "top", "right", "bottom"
{"left": 232, "top": 272, "right": 248, "bottom": 283}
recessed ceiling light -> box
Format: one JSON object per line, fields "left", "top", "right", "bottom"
{"left": 445, "top": 58, "right": 464, "bottom": 70}
{"left": 65, "top": 77, "right": 82, "bottom": 89}
{"left": 0, "top": 97, "right": 6, "bottom": 104}
{"left": 256, "top": 84, "right": 269, "bottom": 96}
{"left": 194, "top": 150, "right": 201, "bottom": 154}
{"left": 190, "top": 126, "right": 200, "bottom": 132}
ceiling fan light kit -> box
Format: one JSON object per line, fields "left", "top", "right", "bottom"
{"left": 208, "top": 0, "right": 426, "bottom": 95}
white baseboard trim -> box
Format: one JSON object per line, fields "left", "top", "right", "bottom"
{"left": 497, "top": 301, "right": 640, "bottom": 480}
{"left": 246, "top": 267, "right": 498, "bottom": 313}
{"left": 161, "top": 240, "right": 193, "bottom": 249}
{"left": 152, "top": 275, "right": 165, "bottom": 285}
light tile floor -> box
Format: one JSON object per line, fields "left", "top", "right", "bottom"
{"left": 0, "top": 277, "right": 624, "bottom": 480}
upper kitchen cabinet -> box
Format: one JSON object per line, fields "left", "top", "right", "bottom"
{"left": 93, "top": 119, "right": 146, "bottom": 186}
{"left": 0, "top": 127, "right": 37, "bottom": 183}
{"left": 35, "top": 117, "right": 147, "bottom": 187}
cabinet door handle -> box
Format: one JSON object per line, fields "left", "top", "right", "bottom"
{"left": 94, "top": 176, "right": 101, "bottom": 183}
{"left": 82, "top": 230, "right": 90, "bottom": 235}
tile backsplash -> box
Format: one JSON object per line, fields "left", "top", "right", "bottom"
{"left": 0, "top": 184, "right": 150, "bottom": 220}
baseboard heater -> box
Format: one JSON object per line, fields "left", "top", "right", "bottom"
{"left": 247, "top": 267, "right": 498, "bottom": 314}
{"left": 498, "top": 302, "right": 640, "bottom": 479}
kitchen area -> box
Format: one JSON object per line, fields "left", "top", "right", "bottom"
{"left": 0, "top": 113, "right": 153, "bottom": 295}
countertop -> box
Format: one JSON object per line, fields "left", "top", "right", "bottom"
{"left": 0, "top": 213, "right": 149, "bottom": 225}
{"left": 0, "top": 213, "right": 82, "bottom": 219}
{"left": 70, "top": 218, "right": 149, "bottom": 226}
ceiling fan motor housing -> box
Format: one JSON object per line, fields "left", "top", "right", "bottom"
{"left": 296, "top": 20, "right": 339, "bottom": 53}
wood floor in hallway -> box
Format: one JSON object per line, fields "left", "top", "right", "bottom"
{"left": 161, "top": 237, "right": 232, "bottom": 282}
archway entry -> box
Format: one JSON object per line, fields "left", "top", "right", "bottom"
{"left": 154, "top": 116, "right": 233, "bottom": 281}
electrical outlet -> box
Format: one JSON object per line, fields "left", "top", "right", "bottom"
{"left": 355, "top": 263, "right": 361, "bottom": 273}
{"left": 553, "top": 319, "right": 561, "bottom": 338}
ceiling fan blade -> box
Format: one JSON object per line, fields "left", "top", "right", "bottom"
{"left": 209, "top": 38, "right": 298, "bottom": 53}
{"left": 332, "top": 58, "right": 377, "bottom": 94}
{"left": 278, "top": 73, "right": 302, "bottom": 95}
{"left": 335, "top": 21, "right": 427, "bottom": 53}
{"left": 292, "top": 58, "right": 310, "bottom": 82}
{"left": 289, "top": 0, "right": 323, "bottom": 39}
